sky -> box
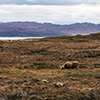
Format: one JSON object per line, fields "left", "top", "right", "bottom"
{"left": 0, "top": 0, "right": 100, "bottom": 24}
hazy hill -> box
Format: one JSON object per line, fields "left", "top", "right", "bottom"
{"left": 1, "top": 22, "right": 100, "bottom": 37}
{"left": 0, "top": 23, "right": 62, "bottom": 37}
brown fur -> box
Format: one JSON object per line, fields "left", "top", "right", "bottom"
{"left": 60, "top": 61, "right": 78, "bottom": 70}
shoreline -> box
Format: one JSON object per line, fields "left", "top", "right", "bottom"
{"left": 0, "top": 37, "right": 45, "bottom": 40}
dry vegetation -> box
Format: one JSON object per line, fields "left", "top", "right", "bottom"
{"left": 0, "top": 33, "right": 100, "bottom": 100}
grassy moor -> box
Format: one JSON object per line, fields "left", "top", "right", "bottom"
{"left": 0, "top": 33, "right": 100, "bottom": 100}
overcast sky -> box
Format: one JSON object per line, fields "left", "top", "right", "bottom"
{"left": 0, "top": 0, "right": 100, "bottom": 24}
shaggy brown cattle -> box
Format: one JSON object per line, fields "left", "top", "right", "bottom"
{"left": 60, "top": 61, "right": 78, "bottom": 70}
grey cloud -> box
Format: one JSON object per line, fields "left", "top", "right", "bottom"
{"left": 0, "top": 0, "right": 99, "bottom": 5}
{"left": 1, "top": 5, "right": 100, "bottom": 24}
{"left": 0, "top": 0, "right": 27, "bottom": 5}
{"left": 26, "top": 0, "right": 100, "bottom": 5}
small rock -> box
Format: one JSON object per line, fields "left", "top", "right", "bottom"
{"left": 41, "top": 79, "right": 48, "bottom": 83}
{"left": 55, "top": 82, "right": 63, "bottom": 87}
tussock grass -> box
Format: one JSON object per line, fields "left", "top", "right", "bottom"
{"left": 0, "top": 33, "right": 100, "bottom": 99}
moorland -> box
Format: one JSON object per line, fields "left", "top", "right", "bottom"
{"left": 0, "top": 33, "right": 100, "bottom": 100}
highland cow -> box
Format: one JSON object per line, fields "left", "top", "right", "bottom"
{"left": 60, "top": 61, "right": 78, "bottom": 70}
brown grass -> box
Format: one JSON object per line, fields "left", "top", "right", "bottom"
{"left": 0, "top": 33, "right": 100, "bottom": 99}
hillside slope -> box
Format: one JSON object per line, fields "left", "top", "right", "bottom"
{"left": 1, "top": 22, "right": 100, "bottom": 36}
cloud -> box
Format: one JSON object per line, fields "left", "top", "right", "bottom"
{"left": 0, "top": 0, "right": 100, "bottom": 5}
{"left": 0, "top": 4, "right": 100, "bottom": 24}
{"left": 28, "top": 0, "right": 100, "bottom": 5}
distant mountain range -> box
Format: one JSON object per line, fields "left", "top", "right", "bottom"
{"left": 0, "top": 22, "right": 100, "bottom": 37}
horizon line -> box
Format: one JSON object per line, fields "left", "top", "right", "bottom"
{"left": 1, "top": 21, "right": 100, "bottom": 25}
